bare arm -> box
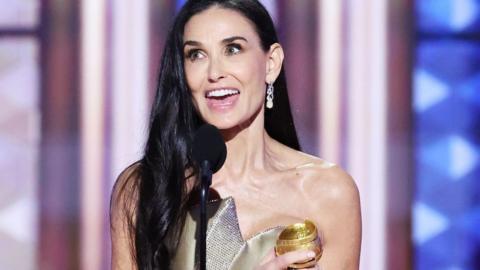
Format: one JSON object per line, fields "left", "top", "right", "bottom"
{"left": 257, "top": 165, "right": 361, "bottom": 270}
{"left": 110, "top": 165, "right": 140, "bottom": 270}
{"left": 312, "top": 168, "right": 362, "bottom": 269}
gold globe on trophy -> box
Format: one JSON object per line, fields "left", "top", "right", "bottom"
{"left": 275, "top": 220, "right": 322, "bottom": 268}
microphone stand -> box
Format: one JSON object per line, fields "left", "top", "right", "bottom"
{"left": 199, "top": 160, "right": 212, "bottom": 270}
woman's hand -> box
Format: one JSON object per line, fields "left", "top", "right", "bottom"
{"left": 256, "top": 249, "right": 319, "bottom": 270}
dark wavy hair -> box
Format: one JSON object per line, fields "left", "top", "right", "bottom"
{"left": 128, "top": 0, "right": 300, "bottom": 269}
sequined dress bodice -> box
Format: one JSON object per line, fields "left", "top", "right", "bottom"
{"left": 171, "top": 197, "right": 284, "bottom": 270}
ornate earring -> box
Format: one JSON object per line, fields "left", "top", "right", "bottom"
{"left": 266, "top": 83, "right": 274, "bottom": 109}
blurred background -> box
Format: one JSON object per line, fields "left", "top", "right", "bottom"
{"left": 0, "top": 0, "right": 479, "bottom": 269}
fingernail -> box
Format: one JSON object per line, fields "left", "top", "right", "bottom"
{"left": 307, "top": 251, "right": 315, "bottom": 258}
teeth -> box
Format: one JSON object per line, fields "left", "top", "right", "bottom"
{"left": 206, "top": 89, "right": 239, "bottom": 98}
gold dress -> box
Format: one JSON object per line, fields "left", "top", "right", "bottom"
{"left": 171, "top": 197, "right": 284, "bottom": 270}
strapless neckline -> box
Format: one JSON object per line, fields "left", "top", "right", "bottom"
{"left": 172, "top": 196, "right": 285, "bottom": 270}
{"left": 206, "top": 196, "right": 283, "bottom": 241}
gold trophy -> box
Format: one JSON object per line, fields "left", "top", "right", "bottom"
{"left": 275, "top": 220, "right": 322, "bottom": 268}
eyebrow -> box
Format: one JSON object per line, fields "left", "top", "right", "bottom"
{"left": 222, "top": 36, "right": 248, "bottom": 44}
{"left": 183, "top": 36, "right": 248, "bottom": 48}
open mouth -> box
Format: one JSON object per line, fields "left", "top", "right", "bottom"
{"left": 205, "top": 89, "right": 240, "bottom": 99}
{"left": 204, "top": 88, "right": 240, "bottom": 111}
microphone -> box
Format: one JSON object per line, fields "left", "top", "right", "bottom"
{"left": 192, "top": 124, "right": 227, "bottom": 176}
{"left": 192, "top": 124, "right": 227, "bottom": 270}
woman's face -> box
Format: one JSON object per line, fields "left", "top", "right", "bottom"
{"left": 183, "top": 7, "right": 271, "bottom": 130}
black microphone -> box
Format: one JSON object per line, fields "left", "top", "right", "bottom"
{"left": 192, "top": 124, "right": 227, "bottom": 176}
{"left": 192, "top": 124, "right": 226, "bottom": 270}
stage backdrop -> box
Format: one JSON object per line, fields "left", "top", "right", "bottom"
{"left": 1, "top": 0, "right": 478, "bottom": 270}
{"left": 413, "top": 0, "right": 480, "bottom": 269}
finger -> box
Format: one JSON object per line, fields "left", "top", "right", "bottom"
{"left": 260, "top": 249, "right": 276, "bottom": 264}
{"left": 273, "top": 250, "right": 316, "bottom": 269}
{"left": 298, "top": 263, "right": 319, "bottom": 270}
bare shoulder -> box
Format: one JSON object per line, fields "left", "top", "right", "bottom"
{"left": 294, "top": 154, "right": 361, "bottom": 268}
{"left": 297, "top": 155, "right": 359, "bottom": 209}
{"left": 276, "top": 147, "right": 360, "bottom": 214}
{"left": 262, "top": 139, "right": 362, "bottom": 270}
{"left": 111, "top": 162, "right": 141, "bottom": 211}
{"left": 271, "top": 140, "right": 359, "bottom": 207}
{"left": 112, "top": 162, "right": 141, "bottom": 196}
{"left": 110, "top": 162, "right": 142, "bottom": 234}
{"left": 110, "top": 162, "right": 141, "bottom": 269}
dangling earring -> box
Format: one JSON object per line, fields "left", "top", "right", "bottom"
{"left": 266, "top": 83, "right": 274, "bottom": 109}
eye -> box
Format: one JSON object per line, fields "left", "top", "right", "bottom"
{"left": 185, "top": 49, "right": 205, "bottom": 61}
{"left": 225, "top": 43, "right": 242, "bottom": 55}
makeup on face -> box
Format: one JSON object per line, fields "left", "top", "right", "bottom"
{"left": 183, "top": 7, "right": 269, "bottom": 129}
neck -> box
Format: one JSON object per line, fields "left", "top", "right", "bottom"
{"left": 218, "top": 111, "right": 276, "bottom": 179}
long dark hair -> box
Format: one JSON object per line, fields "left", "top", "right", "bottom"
{"left": 130, "top": 0, "right": 300, "bottom": 269}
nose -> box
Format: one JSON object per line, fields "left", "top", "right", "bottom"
{"left": 207, "top": 57, "right": 225, "bottom": 82}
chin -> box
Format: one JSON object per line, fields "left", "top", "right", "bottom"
{"left": 200, "top": 105, "right": 263, "bottom": 132}
{"left": 205, "top": 117, "right": 258, "bottom": 138}
{"left": 203, "top": 119, "right": 239, "bottom": 131}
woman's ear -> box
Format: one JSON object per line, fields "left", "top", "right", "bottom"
{"left": 265, "top": 43, "right": 284, "bottom": 84}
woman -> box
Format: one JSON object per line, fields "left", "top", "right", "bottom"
{"left": 111, "top": 0, "right": 361, "bottom": 269}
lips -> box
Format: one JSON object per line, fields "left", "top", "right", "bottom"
{"left": 205, "top": 88, "right": 240, "bottom": 98}
{"left": 204, "top": 88, "right": 240, "bottom": 111}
